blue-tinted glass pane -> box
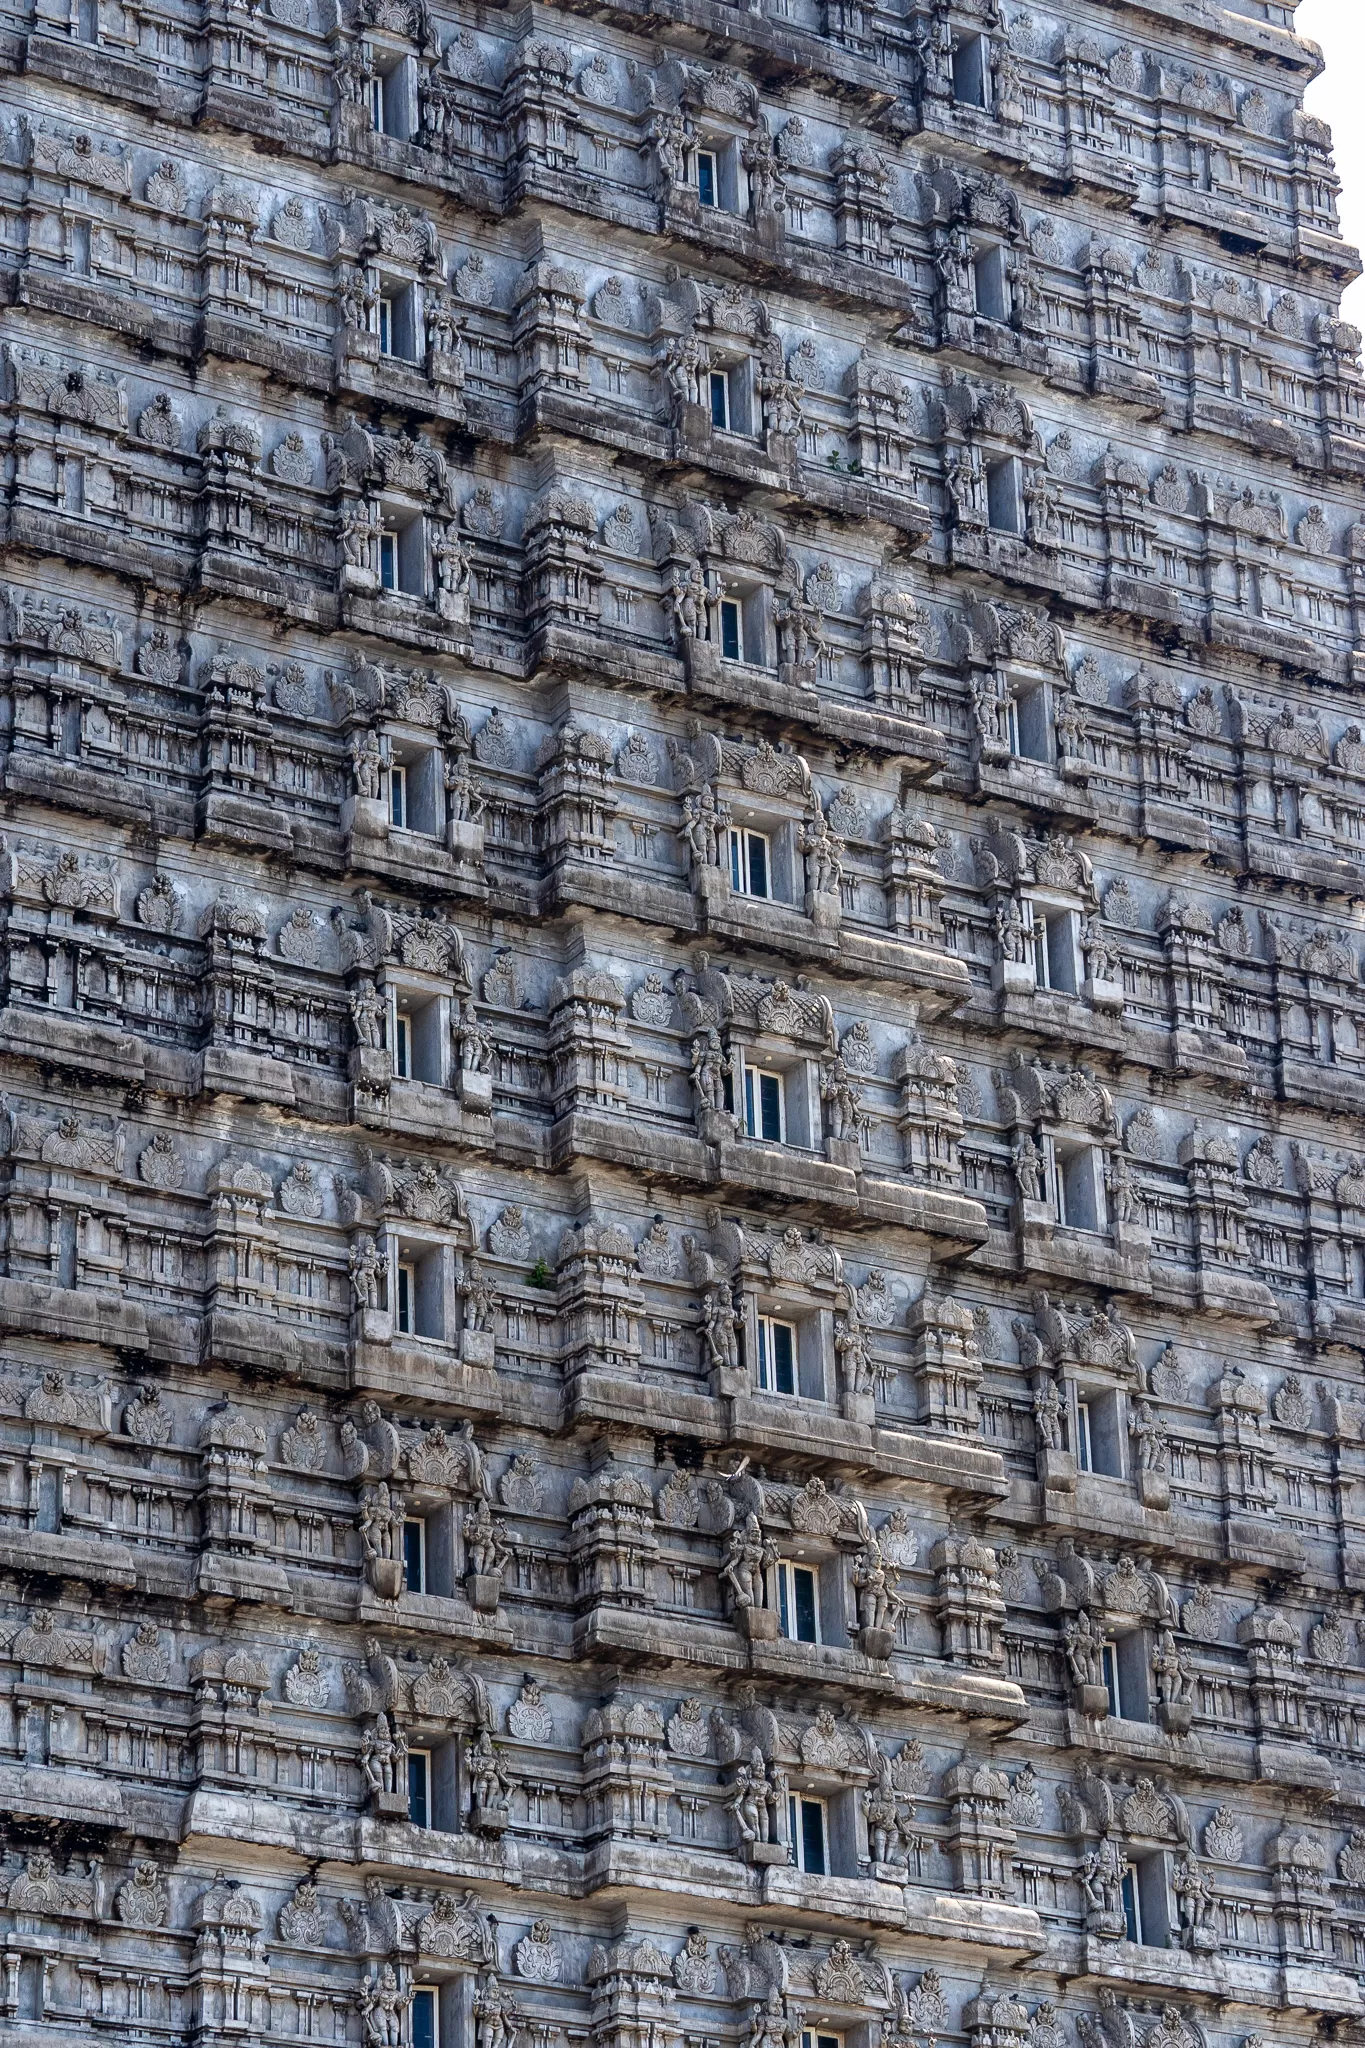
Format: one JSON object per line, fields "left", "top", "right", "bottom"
{"left": 800, "top": 1799, "right": 826, "bottom": 1874}
{"left": 773, "top": 1322, "right": 795, "bottom": 1396}
{"left": 404, "top": 1521, "right": 424, "bottom": 1593}
{"left": 697, "top": 153, "right": 717, "bottom": 206}
{"left": 746, "top": 834, "right": 768, "bottom": 897}
{"left": 408, "top": 1752, "right": 429, "bottom": 1827}
{"left": 794, "top": 1568, "right": 818, "bottom": 1642}
{"left": 759, "top": 1072, "right": 782, "bottom": 1142}
{"left": 412, "top": 1990, "right": 437, "bottom": 2048}
{"left": 720, "top": 602, "right": 740, "bottom": 660}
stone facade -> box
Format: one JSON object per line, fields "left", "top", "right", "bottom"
{"left": 2, "top": 0, "right": 1365, "bottom": 2044}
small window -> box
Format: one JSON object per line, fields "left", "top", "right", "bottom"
{"left": 1075, "top": 1387, "right": 1123, "bottom": 1477}
{"left": 719, "top": 597, "right": 742, "bottom": 661}
{"left": 64, "top": 457, "right": 85, "bottom": 516}
{"left": 377, "top": 511, "right": 426, "bottom": 597}
{"left": 369, "top": 57, "right": 414, "bottom": 139}
{"left": 953, "top": 32, "right": 989, "bottom": 108}
{"left": 372, "top": 281, "right": 417, "bottom": 361}
{"left": 757, "top": 1316, "right": 797, "bottom": 1396}
{"left": 1033, "top": 909, "right": 1078, "bottom": 995}
{"left": 412, "top": 1990, "right": 440, "bottom": 2048}
{"left": 803, "top": 2035, "right": 841, "bottom": 2048}
{"left": 788, "top": 1793, "right": 828, "bottom": 1873}
{"left": 777, "top": 1560, "right": 820, "bottom": 1643}
{"left": 389, "top": 761, "right": 408, "bottom": 829}
{"left": 696, "top": 149, "right": 719, "bottom": 208}
{"left": 728, "top": 827, "right": 770, "bottom": 898}
{"left": 710, "top": 369, "right": 731, "bottom": 430}
{"left": 1123, "top": 1853, "right": 1171, "bottom": 1945}
{"left": 1056, "top": 1144, "right": 1104, "bottom": 1232}
{"left": 1010, "top": 681, "right": 1051, "bottom": 761}
{"left": 403, "top": 1517, "right": 426, "bottom": 1594}
{"left": 396, "top": 1259, "right": 416, "bottom": 1331}
{"left": 974, "top": 244, "right": 1009, "bottom": 323}
{"left": 71, "top": 220, "right": 91, "bottom": 276}
{"left": 408, "top": 1748, "right": 431, "bottom": 1827}
{"left": 986, "top": 456, "right": 1023, "bottom": 534}
{"left": 76, "top": 0, "right": 98, "bottom": 38}
{"left": 743, "top": 1065, "right": 785, "bottom": 1144}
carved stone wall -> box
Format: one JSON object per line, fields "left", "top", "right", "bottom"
{"left": 0, "top": 0, "right": 1364, "bottom": 2045}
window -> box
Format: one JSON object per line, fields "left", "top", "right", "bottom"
{"left": 403, "top": 1517, "right": 426, "bottom": 1594}
{"left": 393, "top": 1243, "right": 444, "bottom": 1339}
{"left": 803, "top": 2035, "right": 842, "bottom": 2048}
{"left": 64, "top": 457, "right": 85, "bottom": 516}
{"left": 373, "top": 281, "right": 416, "bottom": 361}
{"left": 776, "top": 1560, "right": 820, "bottom": 1643}
{"left": 788, "top": 1793, "right": 828, "bottom": 1873}
{"left": 71, "top": 220, "right": 91, "bottom": 276}
{"left": 974, "top": 244, "right": 1009, "bottom": 323}
{"left": 719, "top": 597, "right": 742, "bottom": 661}
{"left": 986, "top": 456, "right": 1023, "bottom": 534}
{"left": 728, "top": 827, "right": 770, "bottom": 898}
{"left": 756, "top": 1316, "right": 797, "bottom": 1396}
{"left": 952, "top": 32, "right": 989, "bottom": 108}
{"left": 1103, "top": 1631, "right": 1151, "bottom": 1724}
{"left": 696, "top": 149, "right": 719, "bottom": 208}
{"left": 389, "top": 761, "right": 408, "bottom": 829}
{"left": 1124, "top": 1854, "right": 1171, "bottom": 1946}
{"left": 412, "top": 1990, "right": 439, "bottom": 2048}
{"left": 1055, "top": 1143, "right": 1105, "bottom": 1232}
{"left": 710, "top": 369, "right": 731, "bottom": 430}
{"left": 743, "top": 1065, "right": 785, "bottom": 1143}
{"left": 368, "top": 57, "right": 414, "bottom": 139}
{"left": 1075, "top": 1387, "right": 1123, "bottom": 1476}
{"left": 1032, "top": 909, "right": 1078, "bottom": 995}
{"left": 390, "top": 992, "right": 443, "bottom": 1086}
{"left": 408, "top": 1748, "right": 431, "bottom": 1827}
{"left": 76, "top": 0, "right": 98, "bottom": 38}
{"left": 396, "top": 1259, "right": 417, "bottom": 1332}
{"left": 1008, "top": 681, "right": 1051, "bottom": 761}
{"left": 378, "top": 510, "right": 426, "bottom": 597}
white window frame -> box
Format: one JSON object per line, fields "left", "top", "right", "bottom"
{"left": 776, "top": 1559, "right": 820, "bottom": 1644}
{"left": 696, "top": 147, "right": 720, "bottom": 208}
{"left": 787, "top": 1791, "right": 828, "bottom": 1873}
{"left": 379, "top": 529, "right": 399, "bottom": 592}
{"left": 728, "top": 826, "right": 771, "bottom": 897}
{"left": 376, "top": 294, "right": 395, "bottom": 356}
{"left": 756, "top": 1314, "right": 798, "bottom": 1396}
{"left": 743, "top": 1062, "right": 786, "bottom": 1144}
{"left": 709, "top": 368, "right": 731, "bottom": 430}
{"left": 367, "top": 72, "right": 385, "bottom": 129}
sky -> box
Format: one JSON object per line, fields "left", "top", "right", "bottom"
{"left": 1296, "top": 0, "right": 1365, "bottom": 325}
